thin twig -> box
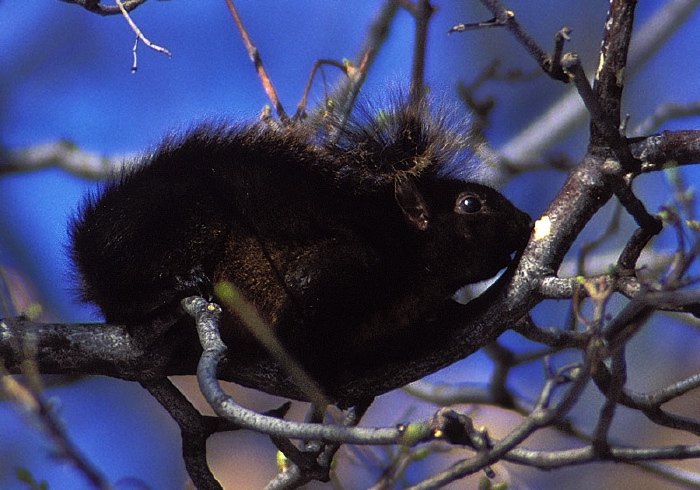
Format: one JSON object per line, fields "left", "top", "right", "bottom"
{"left": 591, "top": 348, "right": 626, "bottom": 456}
{"left": 503, "top": 443, "right": 700, "bottom": 468}
{"left": 408, "top": 362, "right": 592, "bottom": 489}
{"left": 549, "top": 27, "right": 571, "bottom": 81}
{"left": 408, "top": 0, "right": 434, "bottom": 107}
{"left": 632, "top": 101, "right": 700, "bottom": 137}
{"left": 116, "top": 0, "right": 171, "bottom": 72}
{"left": 577, "top": 203, "right": 623, "bottom": 277}
{"left": 183, "top": 296, "right": 407, "bottom": 445}
{"left": 592, "top": 362, "right": 700, "bottom": 436}
{"left": 499, "top": 0, "right": 700, "bottom": 170}
{"left": 612, "top": 178, "right": 663, "bottom": 232}
{"left": 140, "top": 378, "right": 224, "bottom": 490}
{"left": 475, "top": 0, "right": 569, "bottom": 82}
{"left": 295, "top": 54, "right": 370, "bottom": 119}
{"left": 224, "top": 0, "right": 288, "bottom": 121}
{"left": 618, "top": 225, "right": 660, "bottom": 271}
{"left": 0, "top": 368, "right": 110, "bottom": 489}
{"left": 60, "top": 0, "right": 149, "bottom": 16}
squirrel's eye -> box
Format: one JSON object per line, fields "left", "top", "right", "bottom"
{"left": 456, "top": 194, "right": 482, "bottom": 214}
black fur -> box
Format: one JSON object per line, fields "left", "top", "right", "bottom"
{"left": 69, "top": 99, "right": 532, "bottom": 398}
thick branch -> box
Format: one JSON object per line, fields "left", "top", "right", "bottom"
{"left": 0, "top": 316, "right": 205, "bottom": 381}
{"left": 631, "top": 130, "right": 700, "bottom": 171}
{"left": 592, "top": 0, "right": 637, "bottom": 142}
{"left": 0, "top": 144, "right": 640, "bottom": 408}
{"left": 499, "top": 0, "right": 700, "bottom": 170}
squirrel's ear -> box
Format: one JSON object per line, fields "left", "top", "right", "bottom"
{"left": 395, "top": 179, "right": 430, "bottom": 231}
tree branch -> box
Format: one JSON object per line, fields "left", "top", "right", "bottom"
{"left": 498, "top": 0, "right": 700, "bottom": 171}
{"left": 60, "top": 0, "right": 149, "bottom": 16}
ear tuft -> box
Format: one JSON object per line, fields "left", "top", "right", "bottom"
{"left": 395, "top": 179, "right": 429, "bottom": 231}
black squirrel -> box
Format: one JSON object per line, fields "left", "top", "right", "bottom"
{"left": 69, "top": 98, "right": 532, "bottom": 399}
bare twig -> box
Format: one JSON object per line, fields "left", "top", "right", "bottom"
{"left": 116, "top": 0, "right": 171, "bottom": 71}
{"left": 618, "top": 225, "right": 660, "bottom": 271}
{"left": 476, "top": 1, "right": 549, "bottom": 72}
{"left": 60, "top": 0, "right": 149, "bottom": 16}
{"left": 632, "top": 130, "right": 700, "bottom": 172}
{"left": 613, "top": 180, "right": 663, "bottom": 232}
{"left": 448, "top": 16, "right": 509, "bottom": 33}
{"left": 296, "top": 53, "right": 371, "bottom": 119}
{"left": 499, "top": 0, "right": 700, "bottom": 171}
{"left": 140, "top": 378, "right": 226, "bottom": 490}
{"left": 452, "top": 0, "right": 570, "bottom": 82}
{"left": 224, "top": 0, "right": 288, "bottom": 121}
{"left": 407, "top": 0, "right": 435, "bottom": 107}
{"left": 632, "top": 101, "right": 700, "bottom": 137}
{"left": 503, "top": 443, "right": 700, "bottom": 469}
{"left": 408, "top": 362, "right": 592, "bottom": 489}
{"left": 8, "top": 1, "right": 700, "bottom": 487}
{"left": 560, "top": 53, "right": 637, "bottom": 169}
{"left": 549, "top": 27, "right": 571, "bottom": 81}
{"left": 314, "top": 0, "right": 400, "bottom": 132}
{"left": 0, "top": 141, "right": 127, "bottom": 179}
{"left": 183, "top": 296, "right": 405, "bottom": 444}
{"left": 577, "top": 203, "right": 623, "bottom": 276}
{"left": 326, "top": 0, "right": 399, "bottom": 111}
{"left": 592, "top": 0, "right": 637, "bottom": 139}
{"left": 593, "top": 361, "right": 700, "bottom": 436}
{"left": 265, "top": 406, "right": 367, "bottom": 489}
{"left": 591, "top": 347, "right": 626, "bottom": 456}
{"left": 0, "top": 366, "right": 110, "bottom": 489}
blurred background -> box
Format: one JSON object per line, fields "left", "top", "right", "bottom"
{"left": 1, "top": 0, "right": 699, "bottom": 488}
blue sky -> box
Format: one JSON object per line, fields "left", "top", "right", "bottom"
{"left": 1, "top": 1, "right": 699, "bottom": 488}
